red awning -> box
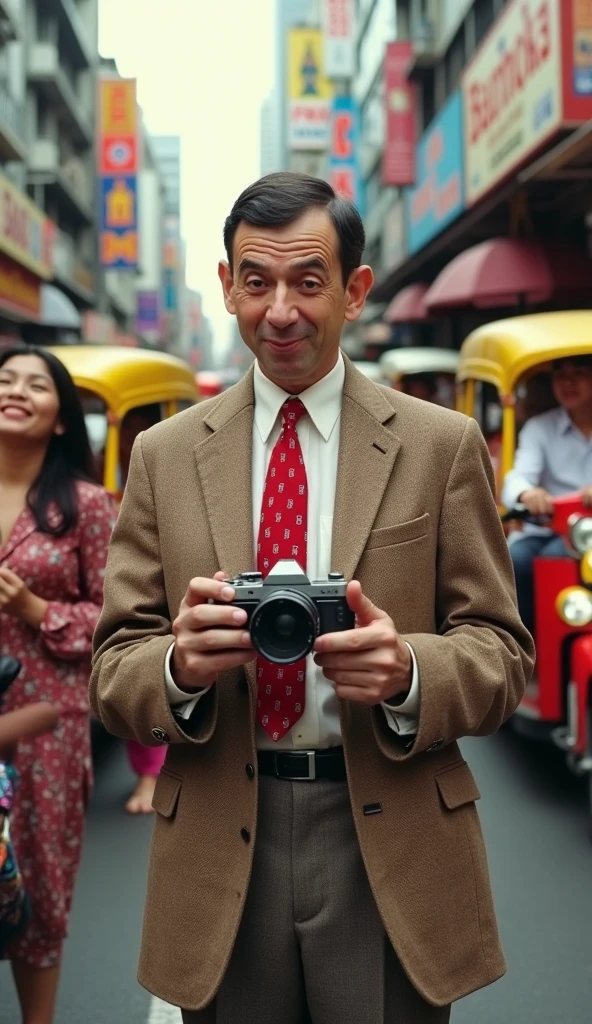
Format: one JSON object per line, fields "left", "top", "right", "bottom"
{"left": 424, "top": 239, "right": 592, "bottom": 311}
{"left": 384, "top": 283, "right": 429, "bottom": 323}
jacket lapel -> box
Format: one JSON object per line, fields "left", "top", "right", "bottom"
{"left": 194, "top": 367, "right": 256, "bottom": 581}
{"left": 331, "top": 359, "right": 401, "bottom": 582}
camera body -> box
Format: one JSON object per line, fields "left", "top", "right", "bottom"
{"left": 221, "top": 560, "right": 354, "bottom": 664}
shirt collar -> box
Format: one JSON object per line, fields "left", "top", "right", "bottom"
{"left": 559, "top": 407, "right": 577, "bottom": 435}
{"left": 253, "top": 353, "right": 345, "bottom": 443}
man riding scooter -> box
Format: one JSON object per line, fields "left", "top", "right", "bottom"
{"left": 502, "top": 355, "right": 592, "bottom": 634}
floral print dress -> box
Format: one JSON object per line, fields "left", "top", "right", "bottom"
{"left": 0, "top": 482, "right": 115, "bottom": 967}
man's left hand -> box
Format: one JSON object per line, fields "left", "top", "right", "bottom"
{"left": 313, "top": 581, "right": 412, "bottom": 705}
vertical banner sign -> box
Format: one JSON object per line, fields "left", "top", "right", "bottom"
{"left": 573, "top": 0, "right": 592, "bottom": 95}
{"left": 97, "top": 78, "right": 139, "bottom": 269}
{"left": 322, "top": 0, "right": 356, "bottom": 79}
{"left": 287, "top": 27, "right": 333, "bottom": 150}
{"left": 382, "top": 41, "right": 415, "bottom": 186}
{"left": 329, "top": 96, "right": 364, "bottom": 213}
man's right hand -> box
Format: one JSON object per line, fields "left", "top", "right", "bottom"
{"left": 518, "top": 488, "right": 554, "bottom": 516}
{"left": 171, "top": 572, "right": 255, "bottom": 692}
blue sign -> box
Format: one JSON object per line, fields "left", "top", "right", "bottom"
{"left": 405, "top": 91, "right": 464, "bottom": 255}
{"left": 99, "top": 175, "right": 138, "bottom": 269}
{"left": 328, "top": 95, "right": 364, "bottom": 215}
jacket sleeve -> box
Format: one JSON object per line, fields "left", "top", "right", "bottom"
{"left": 89, "top": 435, "right": 218, "bottom": 746}
{"left": 372, "top": 416, "right": 535, "bottom": 761}
{"left": 40, "top": 488, "right": 117, "bottom": 661}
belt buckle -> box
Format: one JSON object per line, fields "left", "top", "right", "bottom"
{"left": 275, "top": 751, "right": 316, "bottom": 781}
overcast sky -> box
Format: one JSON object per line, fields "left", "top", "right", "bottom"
{"left": 99, "top": 0, "right": 276, "bottom": 352}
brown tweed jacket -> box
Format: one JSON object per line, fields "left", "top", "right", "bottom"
{"left": 90, "top": 357, "right": 534, "bottom": 1012}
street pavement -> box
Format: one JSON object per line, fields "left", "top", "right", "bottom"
{"left": 0, "top": 725, "right": 591, "bottom": 1023}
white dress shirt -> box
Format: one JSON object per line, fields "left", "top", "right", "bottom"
{"left": 166, "top": 353, "right": 419, "bottom": 748}
{"left": 502, "top": 407, "right": 592, "bottom": 537}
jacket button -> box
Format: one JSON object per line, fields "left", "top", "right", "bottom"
{"left": 151, "top": 727, "right": 170, "bottom": 743}
{"left": 245, "top": 763, "right": 255, "bottom": 779}
{"left": 427, "top": 738, "right": 444, "bottom": 752}
{"left": 240, "top": 827, "right": 251, "bottom": 843}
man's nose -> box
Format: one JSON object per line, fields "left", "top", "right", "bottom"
{"left": 266, "top": 287, "right": 299, "bottom": 328}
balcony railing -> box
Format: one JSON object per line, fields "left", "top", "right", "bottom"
{"left": 0, "top": 81, "right": 23, "bottom": 143}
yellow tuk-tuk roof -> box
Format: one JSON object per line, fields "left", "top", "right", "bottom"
{"left": 457, "top": 312, "right": 592, "bottom": 394}
{"left": 379, "top": 347, "right": 460, "bottom": 378}
{"left": 47, "top": 345, "right": 199, "bottom": 414}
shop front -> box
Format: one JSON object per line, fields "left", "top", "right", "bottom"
{"left": 0, "top": 171, "right": 54, "bottom": 347}
{"left": 371, "top": 0, "right": 592, "bottom": 339}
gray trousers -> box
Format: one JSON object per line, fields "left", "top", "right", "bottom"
{"left": 182, "top": 774, "right": 450, "bottom": 1024}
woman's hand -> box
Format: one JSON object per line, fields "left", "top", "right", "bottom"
{"left": 0, "top": 568, "right": 48, "bottom": 628}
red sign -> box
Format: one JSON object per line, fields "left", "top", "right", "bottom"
{"left": 0, "top": 252, "right": 41, "bottom": 319}
{"left": 99, "top": 134, "right": 138, "bottom": 174}
{"left": 382, "top": 41, "right": 416, "bottom": 186}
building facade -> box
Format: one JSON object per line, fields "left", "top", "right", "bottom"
{"left": 152, "top": 134, "right": 185, "bottom": 352}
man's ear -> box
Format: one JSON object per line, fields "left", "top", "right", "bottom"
{"left": 218, "top": 260, "right": 236, "bottom": 315}
{"left": 344, "top": 265, "right": 374, "bottom": 323}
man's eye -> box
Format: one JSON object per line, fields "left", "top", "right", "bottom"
{"left": 302, "top": 279, "right": 320, "bottom": 290}
{"left": 247, "top": 278, "right": 265, "bottom": 289}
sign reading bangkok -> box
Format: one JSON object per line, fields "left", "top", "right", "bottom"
{"left": 463, "top": 0, "right": 562, "bottom": 205}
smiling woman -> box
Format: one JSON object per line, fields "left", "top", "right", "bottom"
{"left": 0, "top": 346, "right": 116, "bottom": 1023}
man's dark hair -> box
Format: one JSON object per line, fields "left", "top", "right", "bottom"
{"left": 223, "top": 172, "right": 365, "bottom": 286}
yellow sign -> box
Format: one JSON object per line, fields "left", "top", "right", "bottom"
{"left": 105, "top": 179, "right": 135, "bottom": 228}
{"left": 101, "top": 232, "right": 138, "bottom": 265}
{"left": 287, "top": 28, "right": 332, "bottom": 151}
{"left": 288, "top": 27, "right": 332, "bottom": 101}
{"left": 0, "top": 173, "right": 53, "bottom": 280}
{"left": 100, "top": 79, "right": 138, "bottom": 135}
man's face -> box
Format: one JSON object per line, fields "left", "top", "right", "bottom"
{"left": 218, "top": 208, "right": 373, "bottom": 392}
{"left": 552, "top": 360, "right": 592, "bottom": 415}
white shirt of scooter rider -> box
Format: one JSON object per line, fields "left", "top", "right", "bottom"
{"left": 502, "top": 406, "right": 592, "bottom": 537}
{"left": 164, "top": 353, "right": 421, "bottom": 749}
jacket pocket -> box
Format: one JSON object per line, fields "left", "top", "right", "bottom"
{"left": 366, "top": 513, "right": 429, "bottom": 550}
{"left": 152, "top": 769, "right": 183, "bottom": 818}
{"left": 435, "top": 760, "right": 481, "bottom": 810}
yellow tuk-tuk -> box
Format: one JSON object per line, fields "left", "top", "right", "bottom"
{"left": 48, "top": 345, "right": 200, "bottom": 496}
{"left": 379, "top": 347, "right": 459, "bottom": 407}
{"left": 456, "top": 312, "right": 592, "bottom": 492}
{"left": 456, "top": 312, "right": 592, "bottom": 807}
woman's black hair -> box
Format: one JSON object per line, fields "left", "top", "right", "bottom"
{"left": 0, "top": 345, "right": 96, "bottom": 536}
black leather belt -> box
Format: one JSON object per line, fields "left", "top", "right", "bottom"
{"left": 257, "top": 747, "right": 346, "bottom": 782}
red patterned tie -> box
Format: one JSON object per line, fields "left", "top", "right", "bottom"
{"left": 256, "top": 398, "right": 308, "bottom": 742}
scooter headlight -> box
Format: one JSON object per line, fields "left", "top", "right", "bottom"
{"left": 556, "top": 586, "right": 592, "bottom": 626}
{"left": 569, "top": 516, "right": 592, "bottom": 554}
{"left": 581, "top": 551, "right": 592, "bottom": 585}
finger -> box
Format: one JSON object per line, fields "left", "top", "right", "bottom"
{"left": 314, "top": 650, "right": 379, "bottom": 670}
{"left": 185, "top": 603, "right": 249, "bottom": 629}
{"left": 185, "top": 577, "right": 236, "bottom": 608}
{"left": 194, "top": 648, "right": 257, "bottom": 676}
{"left": 0, "top": 567, "right": 20, "bottom": 584}
{"left": 333, "top": 683, "right": 382, "bottom": 705}
{"left": 314, "top": 623, "right": 384, "bottom": 654}
{"left": 345, "top": 580, "right": 387, "bottom": 627}
{"left": 322, "top": 670, "right": 379, "bottom": 687}
{"left": 179, "top": 628, "right": 253, "bottom": 653}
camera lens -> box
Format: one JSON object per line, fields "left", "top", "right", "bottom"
{"left": 250, "top": 590, "right": 319, "bottom": 664}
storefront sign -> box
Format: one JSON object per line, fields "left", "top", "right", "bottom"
{"left": 406, "top": 90, "right": 464, "bottom": 254}
{"left": 463, "top": 0, "right": 563, "bottom": 205}
{"left": 328, "top": 96, "right": 364, "bottom": 213}
{"left": 136, "top": 290, "right": 160, "bottom": 334}
{"left": 572, "top": 0, "right": 592, "bottom": 95}
{"left": 380, "top": 199, "right": 406, "bottom": 273}
{"left": 0, "top": 252, "right": 41, "bottom": 319}
{"left": 97, "top": 78, "right": 139, "bottom": 268}
{"left": 382, "top": 41, "right": 415, "bottom": 186}
{"left": 321, "top": 0, "right": 355, "bottom": 79}
{"left": 0, "top": 175, "right": 53, "bottom": 280}
{"left": 287, "top": 27, "right": 333, "bottom": 151}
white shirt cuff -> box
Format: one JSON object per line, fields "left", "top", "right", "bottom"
{"left": 165, "top": 643, "right": 212, "bottom": 720}
{"left": 380, "top": 643, "right": 419, "bottom": 737}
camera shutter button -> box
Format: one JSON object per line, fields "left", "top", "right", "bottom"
{"left": 328, "top": 572, "right": 344, "bottom": 580}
